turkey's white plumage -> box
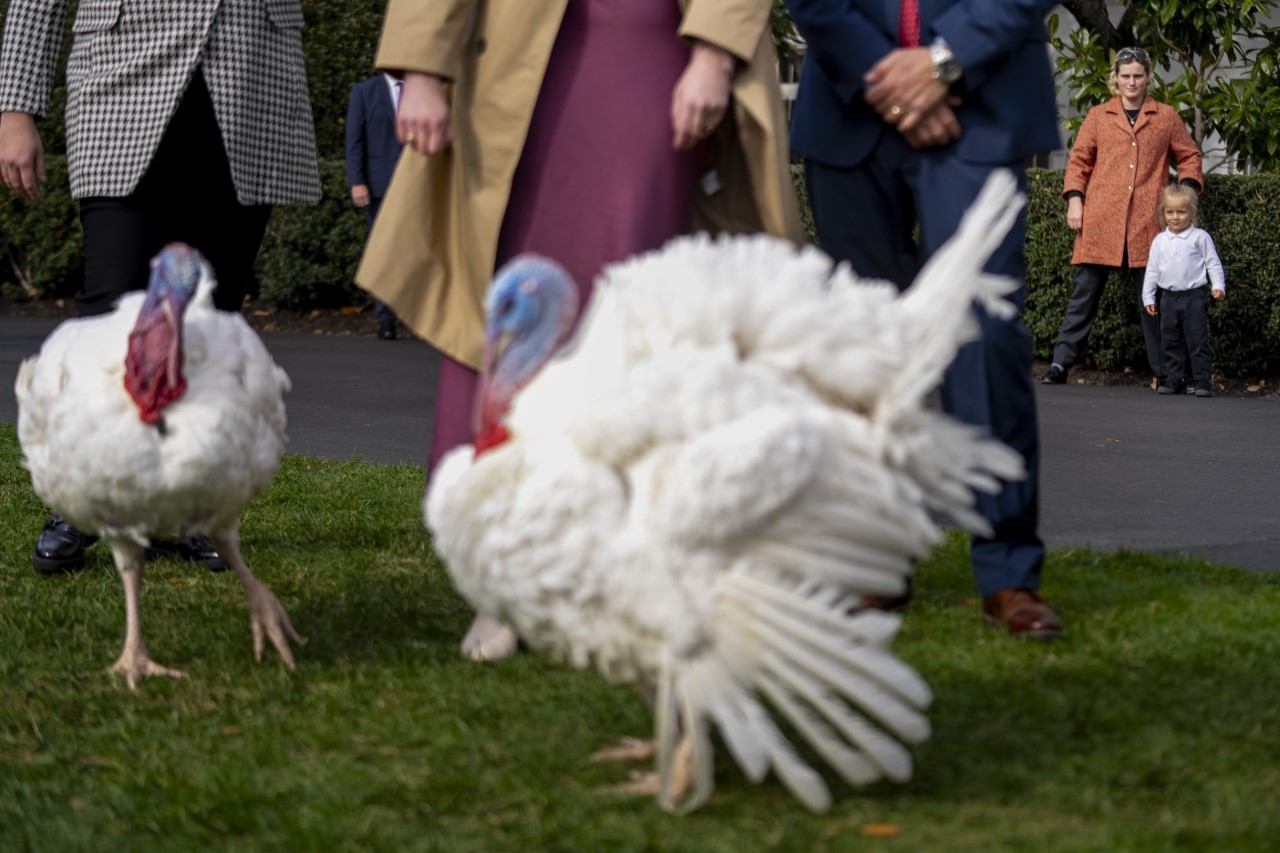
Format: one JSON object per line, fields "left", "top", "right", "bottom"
{"left": 15, "top": 245, "right": 299, "bottom": 687}
{"left": 427, "top": 171, "right": 1027, "bottom": 811}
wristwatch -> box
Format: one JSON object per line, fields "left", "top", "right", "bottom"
{"left": 929, "top": 38, "right": 963, "bottom": 85}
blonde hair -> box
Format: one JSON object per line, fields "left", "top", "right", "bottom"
{"left": 1159, "top": 183, "right": 1199, "bottom": 228}
{"left": 1108, "top": 47, "right": 1156, "bottom": 98}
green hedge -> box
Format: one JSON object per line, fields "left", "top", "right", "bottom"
{"left": 255, "top": 157, "right": 369, "bottom": 308}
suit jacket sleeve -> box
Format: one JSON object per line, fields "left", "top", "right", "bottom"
{"left": 345, "top": 83, "right": 369, "bottom": 188}
{"left": 375, "top": 0, "right": 477, "bottom": 80}
{"left": 679, "top": 0, "right": 772, "bottom": 63}
{"left": 784, "top": 0, "right": 896, "bottom": 106}
{"left": 931, "top": 0, "right": 1058, "bottom": 92}
{"left": 0, "top": 0, "right": 74, "bottom": 115}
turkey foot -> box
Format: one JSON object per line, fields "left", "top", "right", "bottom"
{"left": 216, "top": 533, "right": 302, "bottom": 669}
{"left": 460, "top": 614, "right": 519, "bottom": 661}
{"left": 244, "top": 579, "right": 301, "bottom": 668}
{"left": 109, "top": 648, "right": 187, "bottom": 690}
{"left": 595, "top": 735, "right": 694, "bottom": 811}
{"left": 589, "top": 736, "right": 656, "bottom": 763}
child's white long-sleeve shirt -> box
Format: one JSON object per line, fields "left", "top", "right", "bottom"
{"left": 1142, "top": 226, "right": 1226, "bottom": 307}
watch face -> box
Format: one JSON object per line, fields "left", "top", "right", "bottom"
{"left": 931, "top": 45, "right": 961, "bottom": 83}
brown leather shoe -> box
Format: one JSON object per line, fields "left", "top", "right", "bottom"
{"left": 982, "top": 588, "right": 1063, "bottom": 639}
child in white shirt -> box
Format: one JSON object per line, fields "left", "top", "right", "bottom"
{"left": 1142, "top": 184, "right": 1226, "bottom": 397}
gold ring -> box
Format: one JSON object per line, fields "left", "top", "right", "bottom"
{"left": 890, "top": 105, "right": 902, "bottom": 117}
{"left": 405, "top": 133, "right": 417, "bottom": 145}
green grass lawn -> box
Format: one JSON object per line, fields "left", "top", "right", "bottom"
{"left": 2, "top": 422, "right": 1277, "bottom": 852}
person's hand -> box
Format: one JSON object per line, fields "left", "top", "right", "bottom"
{"left": 864, "top": 48, "right": 949, "bottom": 133}
{"left": 1212, "top": 289, "right": 1225, "bottom": 300}
{"left": 0, "top": 111, "right": 46, "bottom": 201}
{"left": 1145, "top": 304, "right": 1158, "bottom": 316}
{"left": 900, "top": 98, "right": 962, "bottom": 149}
{"left": 672, "top": 41, "right": 734, "bottom": 151}
{"left": 1066, "top": 196, "right": 1084, "bottom": 234}
{"left": 397, "top": 72, "right": 452, "bottom": 156}
{"left": 351, "top": 184, "right": 370, "bottom": 208}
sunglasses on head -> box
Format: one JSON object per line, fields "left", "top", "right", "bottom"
{"left": 1116, "top": 47, "right": 1149, "bottom": 64}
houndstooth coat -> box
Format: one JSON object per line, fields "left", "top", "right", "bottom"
{"left": 0, "top": 0, "right": 321, "bottom": 204}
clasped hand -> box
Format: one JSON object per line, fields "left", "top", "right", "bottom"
{"left": 863, "top": 48, "right": 960, "bottom": 149}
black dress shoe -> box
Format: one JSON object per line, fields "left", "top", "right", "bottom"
{"left": 377, "top": 322, "right": 396, "bottom": 340}
{"left": 1040, "top": 364, "right": 1067, "bottom": 385}
{"left": 32, "top": 514, "right": 99, "bottom": 575}
{"left": 146, "top": 536, "right": 229, "bottom": 572}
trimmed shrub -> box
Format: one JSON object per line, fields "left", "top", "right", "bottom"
{"left": 0, "top": 156, "right": 82, "bottom": 301}
{"left": 300, "top": 0, "right": 387, "bottom": 162}
{"left": 256, "top": 157, "right": 369, "bottom": 309}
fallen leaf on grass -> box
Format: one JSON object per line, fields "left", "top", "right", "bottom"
{"left": 253, "top": 309, "right": 276, "bottom": 317}
{"left": 221, "top": 726, "right": 243, "bottom": 736}
{"left": 1247, "top": 385, "right": 1262, "bottom": 393}
{"left": 340, "top": 306, "right": 362, "bottom": 315}
{"left": 859, "top": 824, "right": 902, "bottom": 838}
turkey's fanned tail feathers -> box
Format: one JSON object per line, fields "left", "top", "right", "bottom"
{"left": 877, "top": 169, "right": 1026, "bottom": 416}
{"left": 658, "top": 569, "right": 932, "bottom": 813}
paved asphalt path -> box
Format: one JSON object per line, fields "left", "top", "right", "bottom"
{"left": 3, "top": 315, "right": 1277, "bottom": 572}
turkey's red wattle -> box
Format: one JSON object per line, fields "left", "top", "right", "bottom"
{"left": 473, "top": 423, "right": 511, "bottom": 458}
{"left": 124, "top": 316, "right": 186, "bottom": 425}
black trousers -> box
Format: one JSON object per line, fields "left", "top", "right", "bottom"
{"left": 805, "top": 148, "right": 1044, "bottom": 597}
{"left": 76, "top": 70, "right": 272, "bottom": 317}
{"left": 1050, "top": 263, "right": 1166, "bottom": 377}
{"left": 1159, "top": 287, "right": 1212, "bottom": 388}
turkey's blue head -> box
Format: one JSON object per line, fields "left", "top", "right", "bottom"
{"left": 474, "top": 254, "right": 580, "bottom": 456}
{"left": 123, "top": 243, "right": 205, "bottom": 426}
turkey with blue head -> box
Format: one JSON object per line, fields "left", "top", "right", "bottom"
{"left": 427, "top": 172, "right": 1029, "bottom": 812}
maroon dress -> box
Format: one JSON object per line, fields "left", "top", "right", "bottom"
{"left": 429, "top": 0, "right": 704, "bottom": 472}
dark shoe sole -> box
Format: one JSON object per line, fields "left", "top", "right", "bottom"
{"left": 32, "top": 552, "right": 88, "bottom": 575}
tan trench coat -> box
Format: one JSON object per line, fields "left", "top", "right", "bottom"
{"left": 355, "top": 0, "right": 803, "bottom": 369}
{"left": 1063, "top": 96, "right": 1202, "bottom": 268}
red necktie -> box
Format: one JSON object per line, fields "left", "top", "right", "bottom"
{"left": 899, "top": 0, "right": 920, "bottom": 47}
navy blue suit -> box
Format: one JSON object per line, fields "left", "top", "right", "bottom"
{"left": 786, "top": 0, "right": 1061, "bottom": 596}
{"left": 345, "top": 74, "right": 404, "bottom": 330}
{"left": 345, "top": 74, "right": 403, "bottom": 218}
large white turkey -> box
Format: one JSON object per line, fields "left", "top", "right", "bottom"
{"left": 15, "top": 243, "right": 300, "bottom": 688}
{"left": 426, "top": 172, "right": 1028, "bottom": 812}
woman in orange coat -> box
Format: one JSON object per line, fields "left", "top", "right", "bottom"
{"left": 1042, "top": 47, "right": 1202, "bottom": 387}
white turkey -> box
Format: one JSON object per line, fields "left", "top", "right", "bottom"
{"left": 15, "top": 243, "right": 300, "bottom": 689}
{"left": 426, "top": 171, "right": 1028, "bottom": 812}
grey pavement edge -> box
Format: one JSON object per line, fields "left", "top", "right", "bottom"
{"left": 3, "top": 315, "right": 1277, "bottom": 573}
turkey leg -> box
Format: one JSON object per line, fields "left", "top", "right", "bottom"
{"left": 107, "top": 541, "right": 187, "bottom": 689}
{"left": 213, "top": 525, "right": 301, "bottom": 669}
